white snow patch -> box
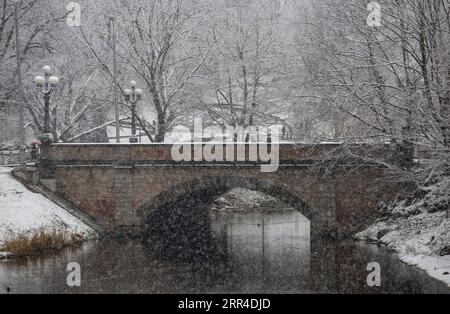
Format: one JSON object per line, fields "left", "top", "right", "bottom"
{"left": 356, "top": 211, "right": 450, "bottom": 287}
{"left": 387, "top": 177, "right": 450, "bottom": 217}
{"left": 0, "top": 252, "right": 12, "bottom": 260}
{"left": 211, "top": 188, "right": 293, "bottom": 212}
{"left": 0, "top": 167, "right": 95, "bottom": 248}
{"left": 402, "top": 255, "right": 450, "bottom": 287}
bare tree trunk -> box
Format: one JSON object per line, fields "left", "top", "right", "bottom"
{"left": 442, "top": 66, "right": 450, "bottom": 147}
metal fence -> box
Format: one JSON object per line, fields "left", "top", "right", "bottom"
{"left": 0, "top": 149, "right": 32, "bottom": 166}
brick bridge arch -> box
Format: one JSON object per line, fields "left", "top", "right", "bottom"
{"left": 138, "top": 176, "right": 314, "bottom": 262}
{"left": 138, "top": 176, "right": 313, "bottom": 220}
{"left": 35, "top": 143, "right": 410, "bottom": 238}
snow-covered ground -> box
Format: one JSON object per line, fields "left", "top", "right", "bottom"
{"left": 0, "top": 167, "right": 95, "bottom": 248}
{"left": 357, "top": 210, "right": 450, "bottom": 287}
{"left": 211, "top": 188, "right": 293, "bottom": 212}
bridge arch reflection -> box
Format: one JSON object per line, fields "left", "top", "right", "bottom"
{"left": 140, "top": 177, "right": 313, "bottom": 262}
{"left": 140, "top": 179, "right": 339, "bottom": 292}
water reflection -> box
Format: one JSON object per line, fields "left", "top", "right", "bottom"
{"left": 0, "top": 210, "right": 449, "bottom": 294}
{"left": 210, "top": 211, "right": 311, "bottom": 293}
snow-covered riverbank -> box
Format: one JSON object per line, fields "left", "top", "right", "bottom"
{"left": 211, "top": 188, "right": 293, "bottom": 212}
{"left": 356, "top": 183, "right": 450, "bottom": 287}
{"left": 0, "top": 167, "right": 95, "bottom": 256}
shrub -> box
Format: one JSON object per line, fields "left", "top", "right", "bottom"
{"left": 1, "top": 229, "right": 85, "bottom": 258}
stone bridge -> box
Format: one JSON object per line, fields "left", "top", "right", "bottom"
{"left": 32, "top": 143, "right": 411, "bottom": 238}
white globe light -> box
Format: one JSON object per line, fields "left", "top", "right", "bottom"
{"left": 135, "top": 88, "right": 143, "bottom": 96}
{"left": 124, "top": 89, "right": 132, "bottom": 96}
{"left": 42, "top": 65, "right": 52, "bottom": 76}
{"left": 48, "top": 76, "right": 59, "bottom": 87}
{"left": 34, "top": 76, "right": 45, "bottom": 87}
{"left": 130, "top": 80, "right": 137, "bottom": 88}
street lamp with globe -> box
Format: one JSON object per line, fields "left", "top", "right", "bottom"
{"left": 34, "top": 66, "right": 59, "bottom": 140}
{"left": 124, "top": 81, "right": 143, "bottom": 143}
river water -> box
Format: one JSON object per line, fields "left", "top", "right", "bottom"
{"left": 0, "top": 210, "right": 449, "bottom": 294}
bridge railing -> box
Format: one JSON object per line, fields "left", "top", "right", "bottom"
{"left": 0, "top": 149, "right": 32, "bottom": 166}
{"left": 40, "top": 143, "right": 409, "bottom": 166}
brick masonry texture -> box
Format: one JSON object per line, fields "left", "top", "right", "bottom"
{"left": 41, "top": 144, "right": 409, "bottom": 237}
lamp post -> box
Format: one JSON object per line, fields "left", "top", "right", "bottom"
{"left": 34, "top": 66, "right": 59, "bottom": 135}
{"left": 124, "top": 81, "right": 143, "bottom": 143}
{"left": 13, "top": 0, "right": 26, "bottom": 169}
{"left": 109, "top": 17, "right": 120, "bottom": 143}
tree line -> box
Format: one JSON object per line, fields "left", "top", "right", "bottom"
{"left": 0, "top": 0, "right": 449, "bottom": 179}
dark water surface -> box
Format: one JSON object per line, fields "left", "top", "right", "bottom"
{"left": 0, "top": 210, "right": 449, "bottom": 294}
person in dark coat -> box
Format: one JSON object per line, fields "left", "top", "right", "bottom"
{"left": 30, "top": 141, "right": 40, "bottom": 160}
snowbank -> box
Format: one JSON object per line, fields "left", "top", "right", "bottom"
{"left": 211, "top": 188, "right": 293, "bottom": 212}
{"left": 356, "top": 211, "right": 450, "bottom": 287}
{"left": 0, "top": 167, "right": 95, "bottom": 249}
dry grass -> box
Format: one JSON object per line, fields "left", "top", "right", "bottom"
{"left": 1, "top": 229, "right": 85, "bottom": 258}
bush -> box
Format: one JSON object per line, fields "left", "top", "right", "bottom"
{"left": 1, "top": 229, "right": 85, "bottom": 258}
